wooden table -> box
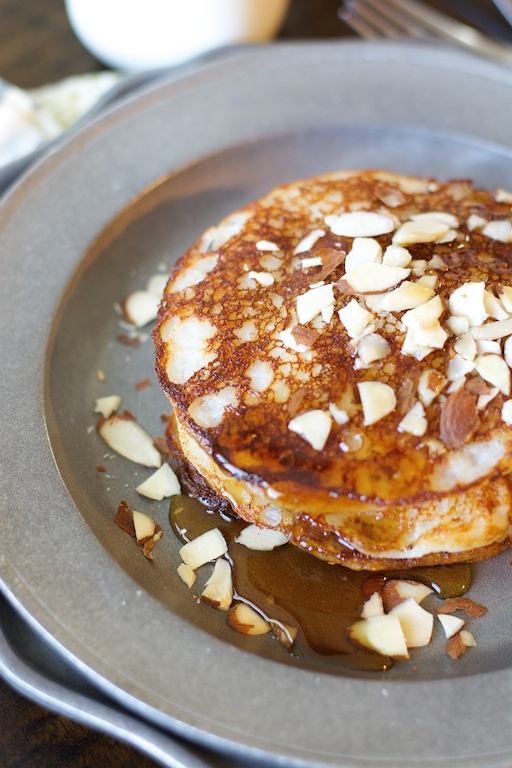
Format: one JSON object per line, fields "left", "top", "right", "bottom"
{"left": 0, "top": 0, "right": 509, "bottom": 766}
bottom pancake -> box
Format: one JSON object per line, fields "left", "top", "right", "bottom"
{"left": 166, "top": 414, "right": 512, "bottom": 570}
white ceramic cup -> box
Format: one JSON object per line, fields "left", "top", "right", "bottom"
{"left": 65, "top": 0, "right": 291, "bottom": 72}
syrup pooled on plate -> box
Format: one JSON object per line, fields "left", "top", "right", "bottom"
{"left": 170, "top": 494, "right": 472, "bottom": 673}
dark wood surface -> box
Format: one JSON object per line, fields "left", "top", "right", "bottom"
{"left": 0, "top": 0, "right": 510, "bottom": 766}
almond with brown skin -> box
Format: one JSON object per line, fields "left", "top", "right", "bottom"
{"left": 291, "top": 326, "right": 319, "bottom": 349}
{"left": 271, "top": 622, "right": 297, "bottom": 649}
{"left": 439, "top": 388, "right": 479, "bottom": 449}
{"left": 315, "top": 248, "right": 346, "bottom": 281}
{"left": 397, "top": 378, "right": 416, "bottom": 416}
{"left": 437, "top": 597, "right": 488, "bottom": 617}
{"left": 114, "top": 500, "right": 136, "bottom": 537}
{"left": 445, "top": 633, "right": 466, "bottom": 659}
{"left": 361, "top": 575, "right": 387, "bottom": 599}
{"left": 287, "top": 387, "right": 307, "bottom": 417}
{"left": 227, "top": 603, "right": 271, "bottom": 635}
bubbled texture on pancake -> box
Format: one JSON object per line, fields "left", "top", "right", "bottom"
{"left": 154, "top": 170, "right": 512, "bottom": 567}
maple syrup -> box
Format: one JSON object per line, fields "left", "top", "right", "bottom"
{"left": 170, "top": 494, "right": 471, "bottom": 672}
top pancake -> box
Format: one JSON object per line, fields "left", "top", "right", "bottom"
{"left": 153, "top": 170, "right": 512, "bottom": 514}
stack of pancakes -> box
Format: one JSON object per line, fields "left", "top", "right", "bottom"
{"left": 153, "top": 170, "right": 512, "bottom": 570}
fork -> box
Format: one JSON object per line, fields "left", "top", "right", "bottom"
{"left": 339, "top": 0, "right": 512, "bottom": 67}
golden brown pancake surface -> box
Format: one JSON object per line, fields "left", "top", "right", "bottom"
{"left": 154, "top": 170, "right": 512, "bottom": 568}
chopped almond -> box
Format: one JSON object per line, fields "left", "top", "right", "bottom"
{"left": 439, "top": 388, "right": 479, "bottom": 449}
{"left": 271, "top": 622, "right": 297, "bottom": 649}
{"left": 114, "top": 500, "right": 136, "bottom": 537}
{"left": 291, "top": 326, "right": 319, "bottom": 349}
{"left": 315, "top": 248, "right": 346, "bottom": 281}
{"left": 437, "top": 597, "right": 488, "bottom": 617}
{"left": 445, "top": 633, "right": 466, "bottom": 659}
{"left": 227, "top": 603, "right": 271, "bottom": 635}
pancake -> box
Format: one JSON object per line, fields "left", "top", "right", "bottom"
{"left": 153, "top": 170, "right": 512, "bottom": 570}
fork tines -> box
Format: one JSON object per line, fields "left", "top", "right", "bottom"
{"left": 339, "top": 0, "right": 512, "bottom": 67}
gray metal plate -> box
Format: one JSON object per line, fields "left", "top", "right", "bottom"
{"left": 2, "top": 40, "right": 512, "bottom": 767}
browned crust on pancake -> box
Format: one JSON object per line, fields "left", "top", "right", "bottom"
{"left": 155, "top": 170, "right": 512, "bottom": 567}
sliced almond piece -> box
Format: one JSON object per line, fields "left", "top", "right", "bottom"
{"left": 392, "top": 219, "right": 450, "bottom": 246}
{"left": 502, "top": 399, "right": 512, "bottom": 425}
{"left": 177, "top": 562, "right": 196, "bottom": 588}
{"left": 401, "top": 296, "right": 449, "bottom": 351}
{"left": 460, "top": 629, "right": 477, "bottom": 647}
{"left": 474, "top": 354, "right": 511, "bottom": 395}
{"left": 227, "top": 603, "right": 271, "bottom": 635}
{"left": 200, "top": 558, "right": 233, "bottom": 611}
{"left": 397, "top": 401, "right": 427, "bottom": 436}
{"left": 143, "top": 528, "right": 163, "bottom": 560}
{"left": 477, "top": 340, "right": 501, "bottom": 356}
{"left": 325, "top": 211, "right": 395, "bottom": 238}
{"left": 338, "top": 299, "right": 374, "bottom": 339}
{"left": 315, "top": 248, "right": 347, "bottom": 282}
{"left": 114, "top": 500, "right": 136, "bottom": 537}
{"left": 355, "top": 334, "right": 391, "bottom": 365}
{"left": 296, "top": 283, "right": 335, "bottom": 324}
{"left": 235, "top": 524, "right": 288, "bottom": 551}
{"left": 288, "top": 409, "right": 332, "bottom": 451}
{"left": 342, "top": 263, "right": 410, "bottom": 294}
{"left": 98, "top": 414, "right": 162, "bottom": 467}
{"left": 294, "top": 228, "right": 325, "bottom": 254}
{"left": 482, "top": 219, "right": 512, "bottom": 243}
{"left": 381, "top": 281, "right": 434, "bottom": 312}
{"left": 504, "top": 336, "right": 512, "bottom": 368}
{"left": 132, "top": 510, "right": 156, "bottom": 545}
{"left": 347, "top": 615, "right": 409, "bottom": 660}
{"left": 122, "top": 290, "right": 160, "bottom": 327}
{"left": 471, "top": 317, "right": 512, "bottom": 341}
{"left": 400, "top": 328, "right": 434, "bottom": 361}
{"left": 402, "top": 295, "right": 444, "bottom": 330}
{"left": 449, "top": 281, "right": 488, "bottom": 327}
{"left": 179, "top": 528, "right": 228, "bottom": 570}
{"left": 248, "top": 270, "right": 274, "bottom": 286}
{"left": 467, "top": 213, "right": 488, "bottom": 231}
{"left": 447, "top": 354, "right": 475, "bottom": 382}
{"left": 438, "top": 614, "right": 465, "bottom": 639}
{"left": 344, "top": 237, "right": 382, "bottom": 271}
{"left": 495, "top": 188, "right": 512, "bottom": 203}
{"left": 454, "top": 333, "right": 477, "bottom": 362}
{"left": 437, "top": 597, "right": 487, "bottom": 617}
{"left": 271, "top": 622, "right": 297, "bottom": 649}
{"left": 136, "top": 463, "right": 181, "bottom": 500}
{"left": 301, "top": 256, "right": 323, "bottom": 269}
{"left": 445, "top": 633, "right": 466, "bottom": 659}
{"left": 439, "top": 388, "right": 479, "bottom": 449}
{"left": 94, "top": 395, "right": 121, "bottom": 419}
{"left": 328, "top": 403, "right": 350, "bottom": 424}
{"left": 382, "top": 244, "right": 412, "bottom": 268}
{"left": 411, "top": 211, "right": 459, "bottom": 228}
{"left": 497, "top": 285, "right": 512, "bottom": 313}
{"left": 484, "top": 290, "right": 509, "bottom": 321}
{"left": 446, "top": 315, "right": 469, "bottom": 336}
{"left": 361, "top": 591, "right": 385, "bottom": 619}
{"left": 290, "top": 327, "right": 319, "bottom": 350}
{"left": 477, "top": 387, "right": 499, "bottom": 410}
{"left": 256, "top": 240, "right": 279, "bottom": 251}
{"left": 417, "top": 369, "right": 447, "bottom": 406}
{"left": 357, "top": 381, "right": 396, "bottom": 426}
{"left": 389, "top": 597, "right": 434, "bottom": 648}
{"left": 382, "top": 579, "right": 433, "bottom": 609}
